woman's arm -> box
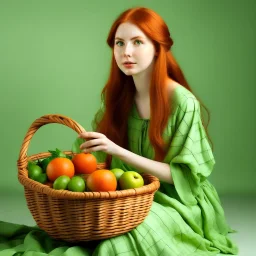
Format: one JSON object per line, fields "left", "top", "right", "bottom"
{"left": 114, "top": 145, "right": 173, "bottom": 184}
{"left": 79, "top": 132, "right": 173, "bottom": 184}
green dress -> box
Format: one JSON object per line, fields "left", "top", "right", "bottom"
{"left": 0, "top": 85, "right": 238, "bottom": 255}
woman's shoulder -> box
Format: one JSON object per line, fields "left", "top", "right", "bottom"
{"left": 167, "top": 80, "right": 199, "bottom": 112}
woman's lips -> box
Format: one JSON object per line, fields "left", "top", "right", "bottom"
{"left": 123, "top": 63, "right": 135, "bottom": 68}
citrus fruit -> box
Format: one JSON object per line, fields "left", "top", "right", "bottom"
{"left": 35, "top": 173, "right": 48, "bottom": 184}
{"left": 28, "top": 164, "right": 43, "bottom": 180}
{"left": 53, "top": 175, "right": 71, "bottom": 190}
{"left": 72, "top": 153, "right": 97, "bottom": 174}
{"left": 46, "top": 157, "right": 75, "bottom": 182}
{"left": 86, "top": 169, "right": 117, "bottom": 192}
{"left": 67, "top": 176, "right": 86, "bottom": 192}
{"left": 27, "top": 161, "right": 37, "bottom": 169}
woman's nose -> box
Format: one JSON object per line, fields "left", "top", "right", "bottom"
{"left": 124, "top": 43, "right": 133, "bottom": 56}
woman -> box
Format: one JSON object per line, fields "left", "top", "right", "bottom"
{"left": 78, "top": 7, "right": 238, "bottom": 256}
{"left": 0, "top": 7, "right": 238, "bottom": 256}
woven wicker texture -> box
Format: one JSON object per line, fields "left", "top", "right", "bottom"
{"left": 17, "top": 114, "right": 160, "bottom": 242}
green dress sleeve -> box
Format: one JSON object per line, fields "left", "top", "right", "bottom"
{"left": 164, "top": 96, "right": 215, "bottom": 206}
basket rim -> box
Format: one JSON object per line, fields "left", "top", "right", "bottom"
{"left": 18, "top": 151, "right": 160, "bottom": 200}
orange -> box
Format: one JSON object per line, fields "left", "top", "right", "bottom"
{"left": 46, "top": 157, "right": 75, "bottom": 182}
{"left": 72, "top": 153, "right": 97, "bottom": 174}
{"left": 86, "top": 169, "right": 117, "bottom": 192}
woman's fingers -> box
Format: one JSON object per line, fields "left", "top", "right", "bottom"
{"left": 79, "top": 132, "right": 105, "bottom": 140}
{"left": 80, "top": 138, "right": 103, "bottom": 150}
{"left": 78, "top": 131, "right": 114, "bottom": 154}
{"left": 81, "top": 145, "right": 105, "bottom": 153}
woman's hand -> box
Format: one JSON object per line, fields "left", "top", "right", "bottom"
{"left": 78, "top": 132, "right": 173, "bottom": 184}
{"left": 78, "top": 132, "right": 120, "bottom": 156}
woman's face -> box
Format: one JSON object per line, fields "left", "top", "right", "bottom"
{"left": 114, "top": 22, "right": 156, "bottom": 78}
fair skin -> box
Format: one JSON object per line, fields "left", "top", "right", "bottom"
{"left": 79, "top": 22, "right": 178, "bottom": 184}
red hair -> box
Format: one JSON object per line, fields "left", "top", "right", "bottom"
{"left": 93, "top": 7, "right": 212, "bottom": 164}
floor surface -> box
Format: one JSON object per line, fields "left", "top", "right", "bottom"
{"left": 0, "top": 192, "right": 255, "bottom": 256}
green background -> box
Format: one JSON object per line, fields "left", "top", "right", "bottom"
{"left": 0, "top": 0, "right": 255, "bottom": 197}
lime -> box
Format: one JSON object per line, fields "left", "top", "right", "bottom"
{"left": 67, "top": 176, "right": 86, "bottom": 192}
{"left": 27, "top": 161, "right": 37, "bottom": 170}
{"left": 53, "top": 175, "right": 71, "bottom": 190}
{"left": 35, "top": 173, "right": 48, "bottom": 184}
{"left": 28, "top": 164, "right": 43, "bottom": 180}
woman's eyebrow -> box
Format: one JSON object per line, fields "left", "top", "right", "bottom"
{"left": 115, "top": 36, "right": 145, "bottom": 40}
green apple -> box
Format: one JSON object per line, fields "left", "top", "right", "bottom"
{"left": 110, "top": 168, "right": 125, "bottom": 181}
{"left": 119, "top": 171, "right": 144, "bottom": 190}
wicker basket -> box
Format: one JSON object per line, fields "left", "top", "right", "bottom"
{"left": 17, "top": 114, "right": 160, "bottom": 242}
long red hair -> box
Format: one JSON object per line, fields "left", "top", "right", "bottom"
{"left": 93, "top": 7, "right": 212, "bottom": 164}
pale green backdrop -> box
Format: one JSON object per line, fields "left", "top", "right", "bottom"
{"left": 0, "top": 0, "right": 255, "bottom": 197}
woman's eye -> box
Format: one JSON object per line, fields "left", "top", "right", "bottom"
{"left": 115, "top": 41, "right": 124, "bottom": 46}
{"left": 134, "top": 40, "right": 142, "bottom": 45}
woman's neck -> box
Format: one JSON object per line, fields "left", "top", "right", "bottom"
{"left": 132, "top": 71, "right": 152, "bottom": 99}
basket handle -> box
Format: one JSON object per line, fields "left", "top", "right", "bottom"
{"left": 17, "top": 114, "right": 86, "bottom": 171}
